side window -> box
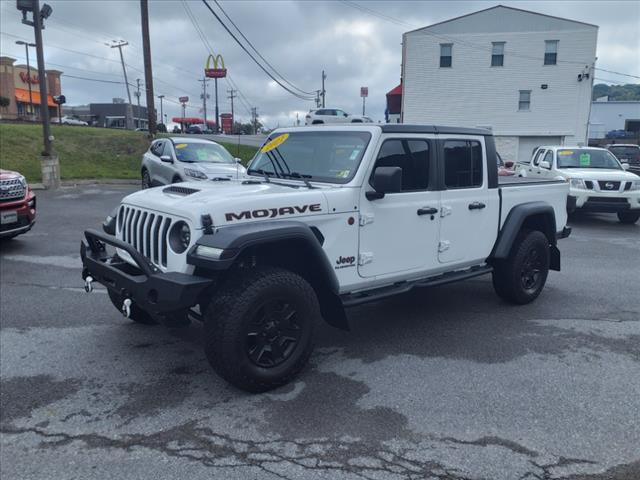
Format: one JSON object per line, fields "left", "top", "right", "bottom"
{"left": 316, "top": 109, "right": 327, "bottom": 116}
{"left": 443, "top": 140, "right": 483, "bottom": 189}
{"left": 372, "top": 139, "right": 430, "bottom": 192}
{"left": 542, "top": 150, "right": 553, "bottom": 168}
{"left": 532, "top": 149, "right": 545, "bottom": 166}
{"left": 328, "top": 109, "right": 338, "bottom": 116}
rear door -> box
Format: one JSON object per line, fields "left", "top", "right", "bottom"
{"left": 358, "top": 136, "right": 441, "bottom": 278}
{"left": 438, "top": 136, "right": 496, "bottom": 265}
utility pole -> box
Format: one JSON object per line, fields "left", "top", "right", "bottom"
{"left": 140, "top": 0, "right": 156, "bottom": 135}
{"left": 214, "top": 77, "right": 219, "bottom": 133}
{"left": 251, "top": 107, "right": 258, "bottom": 135}
{"left": 134, "top": 78, "right": 141, "bottom": 129}
{"left": 157, "top": 94, "right": 164, "bottom": 124}
{"left": 15, "top": 41, "right": 36, "bottom": 118}
{"left": 198, "top": 78, "right": 209, "bottom": 127}
{"left": 227, "top": 89, "right": 236, "bottom": 133}
{"left": 17, "top": 0, "right": 59, "bottom": 188}
{"left": 108, "top": 40, "right": 134, "bottom": 129}
{"left": 321, "top": 70, "right": 327, "bottom": 108}
{"left": 315, "top": 90, "right": 321, "bottom": 108}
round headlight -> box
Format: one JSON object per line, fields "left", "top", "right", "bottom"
{"left": 169, "top": 221, "right": 191, "bottom": 253}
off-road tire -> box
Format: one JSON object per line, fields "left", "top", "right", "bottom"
{"left": 107, "top": 290, "right": 158, "bottom": 325}
{"left": 617, "top": 211, "right": 640, "bottom": 224}
{"left": 141, "top": 169, "right": 151, "bottom": 189}
{"left": 204, "top": 266, "right": 319, "bottom": 393}
{"left": 492, "top": 229, "right": 550, "bottom": 305}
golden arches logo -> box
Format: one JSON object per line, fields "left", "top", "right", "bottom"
{"left": 205, "top": 54, "right": 227, "bottom": 78}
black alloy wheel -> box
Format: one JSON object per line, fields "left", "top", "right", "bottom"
{"left": 520, "top": 247, "right": 543, "bottom": 293}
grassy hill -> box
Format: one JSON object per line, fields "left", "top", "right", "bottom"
{"left": 0, "top": 123, "right": 258, "bottom": 183}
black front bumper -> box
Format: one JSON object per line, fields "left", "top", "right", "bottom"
{"left": 81, "top": 229, "right": 212, "bottom": 314}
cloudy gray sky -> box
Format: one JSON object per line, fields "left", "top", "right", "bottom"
{"left": 1, "top": 0, "right": 638, "bottom": 128}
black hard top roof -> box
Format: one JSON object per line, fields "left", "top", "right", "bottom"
{"left": 379, "top": 124, "right": 492, "bottom": 136}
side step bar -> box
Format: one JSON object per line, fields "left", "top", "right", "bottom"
{"left": 341, "top": 265, "right": 493, "bottom": 307}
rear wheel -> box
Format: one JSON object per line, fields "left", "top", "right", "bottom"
{"left": 141, "top": 169, "right": 151, "bottom": 189}
{"left": 492, "top": 230, "right": 550, "bottom": 305}
{"left": 617, "top": 211, "right": 640, "bottom": 224}
{"left": 107, "top": 290, "right": 158, "bottom": 325}
{"left": 204, "top": 266, "right": 319, "bottom": 392}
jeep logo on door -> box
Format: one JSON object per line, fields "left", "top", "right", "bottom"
{"left": 225, "top": 204, "right": 322, "bottom": 222}
{"left": 335, "top": 255, "right": 356, "bottom": 269}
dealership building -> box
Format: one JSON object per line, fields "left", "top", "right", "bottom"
{"left": 0, "top": 56, "right": 62, "bottom": 120}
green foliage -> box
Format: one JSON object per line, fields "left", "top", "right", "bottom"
{"left": 592, "top": 83, "right": 640, "bottom": 101}
{"left": 0, "top": 123, "right": 258, "bottom": 182}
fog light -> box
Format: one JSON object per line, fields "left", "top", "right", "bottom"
{"left": 195, "top": 245, "right": 224, "bottom": 259}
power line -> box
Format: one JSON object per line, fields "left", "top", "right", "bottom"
{"left": 61, "top": 74, "right": 125, "bottom": 84}
{"left": 199, "top": 0, "right": 315, "bottom": 101}
{"left": 212, "top": 0, "right": 315, "bottom": 96}
{"left": 594, "top": 77, "right": 630, "bottom": 84}
{"left": 594, "top": 68, "right": 640, "bottom": 80}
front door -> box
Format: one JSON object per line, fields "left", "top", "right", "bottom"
{"left": 438, "top": 137, "right": 496, "bottom": 265}
{"left": 358, "top": 137, "right": 441, "bottom": 278}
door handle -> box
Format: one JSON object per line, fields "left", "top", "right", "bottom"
{"left": 417, "top": 207, "right": 438, "bottom": 216}
{"left": 468, "top": 202, "right": 486, "bottom": 210}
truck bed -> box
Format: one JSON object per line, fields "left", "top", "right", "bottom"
{"left": 499, "top": 176, "right": 565, "bottom": 186}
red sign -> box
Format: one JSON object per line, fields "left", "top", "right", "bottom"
{"left": 19, "top": 71, "right": 38, "bottom": 85}
{"left": 360, "top": 87, "right": 368, "bottom": 98}
{"left": 220, "top": 113, "right": 233, "bottom": 134}
{"left": 179, "top": 96, "right": 189, "bottom": 103}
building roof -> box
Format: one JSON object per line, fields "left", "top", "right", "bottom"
{"left": 386, "top": 84, "right": 402, "bottom": 96}
{"left": 405, "top": 4, "right": 597, "bottom": 36}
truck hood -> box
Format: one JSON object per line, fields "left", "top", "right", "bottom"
{"left": 122, "top": 180, "right": 332, "bottom": 228}
{"left": 556, "top": 169, "right": 638, "bottom": 181}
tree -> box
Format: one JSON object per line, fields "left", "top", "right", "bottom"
{"left": 233, "top": 120, "right": 262, "bottom": 135}
{"left": 592, "top": 83, "right": 640, "bottom": 101}
{"left": 0, "top": 96, "right": 10, "bottom": 109}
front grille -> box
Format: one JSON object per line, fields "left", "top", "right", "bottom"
{"left": 624, "top": 182, "right": 632, "bottom": 191}
{"left": 598, "top": 181, "right": 621, "bottom": 191}
{"left": 585, "top": 180, "right": 594, "bottom": 190}
{"left": 587, "top": 197, "right": 627, "bottom": 203}
{"left": 0, "top": 178, "right": 26, "bottom": 202}
{"left": 117, "top": 206, "right": 175, "bottom": 268}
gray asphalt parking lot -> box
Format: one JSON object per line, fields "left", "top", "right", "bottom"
{"left": 1, "top": 185, "right": 638, "bottom": 480}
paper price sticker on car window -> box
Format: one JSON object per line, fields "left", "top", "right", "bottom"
{"left": 261, "top": 133, "right": 289, "bottom": 153}
{"left": 579, "top": 153, "right": 591, "bottom": 166}
{"left": 196, "top": 149, "right": 209, "bottom": 161}
{"left": 175, "top": 143, "right": 188, "bottom": 149}
{"left": 349, "top": 149, "right": 361, "bottom": 160}
{"left": 336, "top": 169, "right": 350, "bottom": 178}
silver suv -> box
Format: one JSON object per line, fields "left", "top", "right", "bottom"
{"left": 141, "top": 137, "right": 246, "bottom": 188}
{"left": 305, "top": 108, "right": 351, "bottom": 125}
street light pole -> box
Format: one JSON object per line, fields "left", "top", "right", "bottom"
{"left": 31, "top": 0, "right": 52, "bottom": 156}
{"left": 15, "top": 40, "right": 36, "bottom": 118}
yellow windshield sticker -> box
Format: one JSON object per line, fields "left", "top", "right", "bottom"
{"left": 579, "top": 153, "right": 591, "bottom": 166}
{"left": 261, "top": 133, "right": 289, "bottom": 153}
{"left": 558, "top": 150, "right": 573, "bottom": 155}
{"left": 175, "top": 143, "right": 188, "bottom": 149}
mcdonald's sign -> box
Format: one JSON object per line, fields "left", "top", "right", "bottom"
{"left": 205, "top": 54, "right": 227, "bottom": 78}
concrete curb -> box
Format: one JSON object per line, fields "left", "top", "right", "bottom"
{"left": 31, "top": 179, "right": 139, "bottom": 190}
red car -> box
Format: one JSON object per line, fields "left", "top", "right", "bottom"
{"left": 0, "top": 169, "right": 36, "bottom": 239}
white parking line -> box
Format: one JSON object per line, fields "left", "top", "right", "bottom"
{"left": 2, "top": 254, "right": 80, "bottom": 269}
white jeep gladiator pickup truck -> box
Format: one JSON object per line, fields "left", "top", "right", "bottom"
{"left": 518, "top": 145, "right": 640, "bottom": 224}
{"left": 81, "top": 125, "right": 571, "bottom": 392}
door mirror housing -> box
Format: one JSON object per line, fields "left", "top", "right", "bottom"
{"left": 367, "top": 166, "right": 402, "bottom": 200}
{"left": 621, "top": 162, "right": 630, "bottom": 171}
{"left": 539, "top": 160, "right": 551, "bottom": 170}
{"left": 235, "top": 157, "right": 242, "bottom": 164}
{"left": 160, "top": 155, "right": 173, "bottom": 163}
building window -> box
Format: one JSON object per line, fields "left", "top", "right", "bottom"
{"left": 544, "top": 40, "right": 558, "bottom": 65}
{"left": 440, "top": 44, "right": 452, "bottom": 68}
{"left": 443, "top": 140, "right": 483, "bottom": 189}
{"left": 518, "top": 90, "right": 531, "bottom": 111}
{"left": 491, "top": 42, "right": 505, "bottom": 66}
{"left": 372, "top": 139, "right": 430, "bottom": 191}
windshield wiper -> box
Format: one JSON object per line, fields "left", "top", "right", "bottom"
{"left": 281, "top": 172, "right": 315, "bottom": 189}
{"left": 247, "top": 168, "right": 274, "bottom": 183}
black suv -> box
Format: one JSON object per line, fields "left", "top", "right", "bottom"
{"left": 606, "top": 144, "right": 640, "bottom": 175}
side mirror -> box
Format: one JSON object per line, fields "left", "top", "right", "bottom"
{"left": 343, "top": 113, "right": 348, "bottom": 117}
{"left": 160, "top": 155, "right": 173, "bottom": 163}
{"left": 366, "top": 166, "right": 402, "bottom": 200}
{"left": 539, "top": 160, "right": 551, "bottom": 169}
{"left": 621, "top": 163, "right": 630, "bottom": 170}
{"left": 504, "top": 160, "right": 514, "bottom": 168}
{"left": 235, "top": 157, "right": 242, "bottom": 164}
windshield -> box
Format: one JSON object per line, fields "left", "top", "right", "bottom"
{"left": 173, "top": 142, "right": 234, "bottom": 164}
{"left": 609, "top": 146, "right": 640, "bottom": 159}
{"left": 556, "top": 149, "right": 622, "bottom": 170}
{"left": 248, "top": 131, "right": 372, "bottom": 183}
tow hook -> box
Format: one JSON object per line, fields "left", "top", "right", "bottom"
{"left": 84, "top": 276, "right": 94, "bottom": 293}
{"left": 122, "top": 298, "right": 132, "bottom": 318}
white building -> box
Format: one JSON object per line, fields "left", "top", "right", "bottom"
{"left": 588, "top": 100, "right": 640, "bottom": 139}
{"left": 401, "top": 5, "right": 598, "bottom": 162}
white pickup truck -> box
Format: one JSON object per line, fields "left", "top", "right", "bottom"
{"left": 81, "top": 125, "right": 571, "bottom": 392}
{"left": 518, "top": 145, "right": 640, "bottom": 224}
